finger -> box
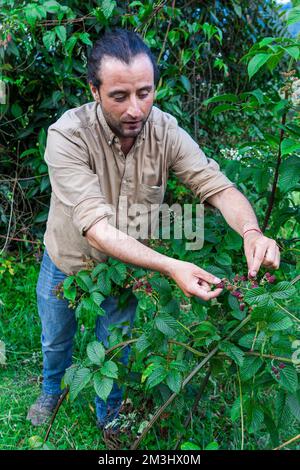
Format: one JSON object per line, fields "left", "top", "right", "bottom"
{"left": 195, "top": 268, "right": 221, "bottom": 285}
{"left": 249, "top": 243, "right": 266, "bottom": 276}
{"left": 198, "top": 280, "right": 211, "bottom": 292}
{"left": 274, "top": 246, "right": 281, "bottom": 269}
{"left": 191, "top": 285, "right": 223, "bottom": 301}
{"left": 244, "top": 244, "right": 255, "bottom": 274}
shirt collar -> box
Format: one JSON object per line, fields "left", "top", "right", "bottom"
{"left": 96, "top": 102, "right": 146, "bottom": 147}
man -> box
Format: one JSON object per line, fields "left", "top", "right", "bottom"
{"left": 27, "top": 28, "right": 280, "bottom": 439}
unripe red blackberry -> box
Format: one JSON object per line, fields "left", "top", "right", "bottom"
{"left": 216, "top": 281, "right": 225, "bottom": 289}
{"left": 239, "top": 303, "right": 245, "bottom": 311}
{"left": 268, "top": 275, "right": 276, "bottom": 284}
{"left": 278, "top": 363, "right": 286, "bottom": 369}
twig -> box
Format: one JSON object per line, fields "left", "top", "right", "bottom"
{"left": 43, "top": 388, "right": 69, "bottom": 444}
{"left": 273, "top": 433, "right": 300, "bottom": 450}
{"left": 262, "top": 90, "right": 287, "bottom": 231}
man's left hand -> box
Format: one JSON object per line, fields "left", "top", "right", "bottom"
{"left": 243, "top": 232, "right": 280, "bottom": 278}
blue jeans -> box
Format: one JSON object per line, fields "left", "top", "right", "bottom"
{"left": 36, "top": 247, "right": 138, "bottom": 427}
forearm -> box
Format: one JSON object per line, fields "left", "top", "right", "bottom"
{"left": 206, "top": 187, "right": 260, "bottom": 236}
{"left": 85, "top": 218, "right": 175, "bottom": 277}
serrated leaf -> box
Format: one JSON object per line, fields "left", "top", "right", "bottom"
{"left": 87, "top": 341, "right": 105, "bottom": 365}
{"left": 270, "top": 281, "right": 297, "bottom": 300}
{"left": 146, "top": 366, "right": 167, "bottom": 389}
{"left": 287, "top": 391, "right": 300, "bottom": 422}
{"left": 239, "top": 356, "right": 263, "bottom": 381}
{"left": 101, "top": 0, "right": 116, "bottom": 19}
{"left": 94, "top": 373, "right": 113, "bottom": 402}
{"left": 219, "top": 341, "right": 245, "bottom": 366}
{"left": 91, "top": 263, "right": 107, "bottom": 279}
{"left": 277, "top": 365, "right": 298, "bottom": 393}
{"left": 244, "top": 288, "right": 273, "bottom": 307}
{"left": 155, "top": 313, "right": 177, "bottom": 337}
{"left": 268, "top": 311, "right": 293, "bottom": 331}
{"left": 69, "top": 367, "right": 92, "bottom": 400}
{"left": 63, "top": 286, "right": 76, "bottom": 302}
{"left": 75, "top": 271, "right": 94, "bottom": 292}
{"left": 166, "top": 370, "right": 182, "bottom": 393}
{"left": 62, "top": 275, "right": 75, "bottom": 291}
{"left": 97, "top": 271, "right": 111, "bottom": 296}
{"left": 100, "top": 361, "right": 118, "bottom": 379}
{"left": 91, "top": 291, "right": 105, "bottom": 306}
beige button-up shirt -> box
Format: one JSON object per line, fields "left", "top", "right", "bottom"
{"left": 44, "top": 101, "right": 235, "bottom": 274}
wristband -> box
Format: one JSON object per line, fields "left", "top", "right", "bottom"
{"left": 243, "top": 228, "right": 263, "bottom": 238}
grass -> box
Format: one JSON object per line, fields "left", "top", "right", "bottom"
{"left": 0, "top": 250, "right": 299, "bottom": 451}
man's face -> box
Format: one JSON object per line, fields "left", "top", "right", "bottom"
{"left": 90, "top": 53, "right": 155, "bottom": 139}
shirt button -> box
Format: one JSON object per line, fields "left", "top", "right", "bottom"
{"left": 108, "top": 140, "right": 112, "bottom": 145}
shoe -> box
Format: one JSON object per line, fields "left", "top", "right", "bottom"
{"left": 26, "top": 392, "right": 61, "bottom": 426}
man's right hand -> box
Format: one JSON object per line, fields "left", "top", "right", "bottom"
{"left": 167, "top": 259, "right": 223, "bottom": 301}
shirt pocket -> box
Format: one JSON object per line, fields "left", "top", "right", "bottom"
{"left": 137, "top": 183, "right": 165, "bottom": 206}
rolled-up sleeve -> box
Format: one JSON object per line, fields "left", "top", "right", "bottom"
{"left": 44, "top": 125, "right": 114, "bottom": 236}
{"left": 169, "top": 125, "right": 235, "bottom": 203}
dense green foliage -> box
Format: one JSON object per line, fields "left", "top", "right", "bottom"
{"left": 1, "top": 0, "right": 300, "bottom": 451}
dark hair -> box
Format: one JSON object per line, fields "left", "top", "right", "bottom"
{"left": 87, "top": 28, "right": 160, "bottom": 88}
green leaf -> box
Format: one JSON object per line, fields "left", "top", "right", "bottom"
{"left": 270, "top": 282, "right": 297, "bottom": 300}
{"left": 279, "top": 156, "right": 300, "bottom": 192}
{"left": 79, "top": 32, "right": 93, "bottom": 47}
{"left": 247, "top": 404, "right": 264, "bottom": 433}
{"left": 287, "top": 5, "right": 300, "bottom": 26}
{"left": 100, "top": 361, "right": 118, "bottom": 379}
{"left": 283, "top": 46, "right": 299, "bottom": 61}
{"left": 231, "top": 396, "right": 242, "bottom": 422}
{"left": 281, "top": 138, "right": 300, "bottom": 156}
{"left": 69, "top": 367, "right": 92, "bottom": 400}
{"left": 91, "top": 291, "right": 105, "bottom": 306}
{"left": 87, "top": 341, "right": 105, "bottom": 365}
{"left": 63, "top": 275, "right": 75, "bottom": 291}
{"left": 181, "top": 442, "right": 201, "bottom": 450}
{"left": 205, "top": 441, "right": 219, "bottom": 450}
{"left": 146, "top": 366, "right": 167, "bottom": 389}
{"left": 166, "top": 370, "right": 182, "bottom": 393}
{"left": 108, "top": 265, "right": 127, "bottom": 285}
{"left": 244, "top": 288, "right": 272, "bottom": 307}
{"left": 211, "top": 104, "right": 237, "bottom": 116}
{"left": 43, "top": 31, "right": 56, "bottom": 51}
{"left": 43, "top": 0, "right": 61, "bottom": 13}
{"left": 264, "top": 412, "right": 279, "bottom": 447}
{"left": 203, "top": 93, "right": 238, "bottom": 105}
{"left": 219, "top": 341, "right": 245, "bottom": 366}
{"left": 239, "top": 356, "right": 263, "bottom": 381}
{"left": 91, "top": 263, "right": 107, "bottom": 279}
{"left": 55, "top": 25, "right": 67, "bottom": 44}
{"left": 248, "top": 53, "right": 270, "bottom": 80}
{"left": 97, "top": 271, "right": 112, "bottom": 296}
{"left": 155, "top": 313, "right": 177, "bottom": 337}
{"left": 75, "top": 272, "right": 94, "bottom": 292}
{"left": 267, "top": 311, "right": 293, "bottom": 331}
{"left": 63, "top": 286, "right": 76, "bottom": 302}
{"left": 94, "top": 373, "right": 113, "bottom": 402}
{"left": 277, "top": 365, "right": 298, "bottom": 393}
{"left": 101, "top": 0, "right": 116, "bottom": 19}
{"left": 287, "top": 391, "right": 300, "bottom": 422}
{"left": 180, "top": 75, "right": 191, "bottom": 92}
